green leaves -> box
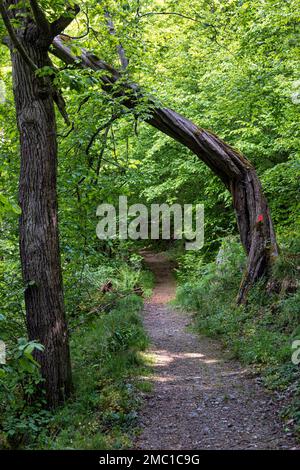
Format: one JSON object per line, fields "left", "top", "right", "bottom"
{"left": 0, "top": 194, "right": 21, "bottom": 221}
{"left": 13, "top": 338, "right": 44, "bottom": 372}
{"left": 35, "top": 65, "right": 56, "bottom": 78}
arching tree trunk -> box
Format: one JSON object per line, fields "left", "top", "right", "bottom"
{"left": 0, "top": 0, "right": 76, "bottom": 407}
{"left": 53, "top": 37, "right": 278, "bottom": 303}
{"left": 147, "top": 109, "right": 278, "bottom": 303}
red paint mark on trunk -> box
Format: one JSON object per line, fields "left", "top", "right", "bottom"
{"left": 257, "top": 214, "right": 264, "bottom": 223}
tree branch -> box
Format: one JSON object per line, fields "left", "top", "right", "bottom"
{"left": 138, "top": 11, "right": 199, "bottom": 22}
{"left": 136, "top": 10, "right": 231, "bottom": 54}
{"left": 0, "top": 0, "right": 38, "bottom": 71}
{"left": 86, "top": 114, "right": 120, "bottom": 156}
{"left": 104, "top": 10, "right": 128, "bottom": 70}
{"left": 52, "top": 36, "right": 121, "bottom": 84}
{"left": 50, "top": 4, "right": 80, "bottom": 38}
{"left": 95, "top": 125, "right": 110, "bottom": 178}
{"left": 62, "top": 9, "right": 90, "bottom": 40}
{"left": 29, "top": 0, "right": 50, "bottom": 35}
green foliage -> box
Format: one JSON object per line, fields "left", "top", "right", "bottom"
{"left": 0, "top": 248, "right": 152, "bottom": 449}
{"left": 262, "top": 158, "right": 300, "bottom": 235}
{"left": 37, "top": 295, "right": 150, "bottom": 450}
{"left": 177, "top": 235, "right": 299, "bottom": 363}
{"left": 0, "top": 339, "right": 49, "bottom": 449}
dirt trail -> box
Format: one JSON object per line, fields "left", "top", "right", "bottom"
{"left": 135, "top": 251, "right": 297, "bottom": 450}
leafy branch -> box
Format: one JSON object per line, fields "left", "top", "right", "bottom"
{"left": 0, "top": 0, "right": 38, "bottom": 71}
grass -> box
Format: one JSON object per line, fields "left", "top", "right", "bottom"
{"left": 175, "top": 235, "right": 300, "bottom": 434}
{"left": 37, "top": 294, "right": 152, "bottom": 450}
{"left": 0, "top": 258, "right": 154, "bottom": 450}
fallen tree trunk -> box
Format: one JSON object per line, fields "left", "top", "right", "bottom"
{"left": 147, "top": 109, "right": 278, "bottom": 304}
{"left": 52, "top": 37, "right": 278, "bottom": 303}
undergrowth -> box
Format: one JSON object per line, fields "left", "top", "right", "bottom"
{"left": 0, "top": 254, "right": 153, "bottom": 449}
{"left": 176, "top": 235, "right": 300, "bottom": 434}
{"left": 41, "top": 295, "right": 151, "bottom": 450}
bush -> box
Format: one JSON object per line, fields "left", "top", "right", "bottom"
{"left": 0, "top": 252, "right": 153, "bottom": 449}
{"left": 40, "top": 295, "right": 150, "bottom": 450}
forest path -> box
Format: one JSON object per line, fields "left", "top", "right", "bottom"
{"left": 135, "top": 251, "right": 297, "bottom": 450}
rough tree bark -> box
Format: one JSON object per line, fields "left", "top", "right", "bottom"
{"left": 0, "top": 1, "right": 78, "bottom": 406}
{"left": 52, "top": 37, "right": 278, "bottom": 303}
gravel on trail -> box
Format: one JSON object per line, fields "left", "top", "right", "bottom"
{"left": 134, "top": 252, "right": 298, "bottom": 450}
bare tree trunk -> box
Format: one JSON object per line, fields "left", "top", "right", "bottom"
{"left": 1, "top": 1, "right": 76, "bottom": 407}
{"left": 53, "top": 37, "right": 278, "bottom": 303}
